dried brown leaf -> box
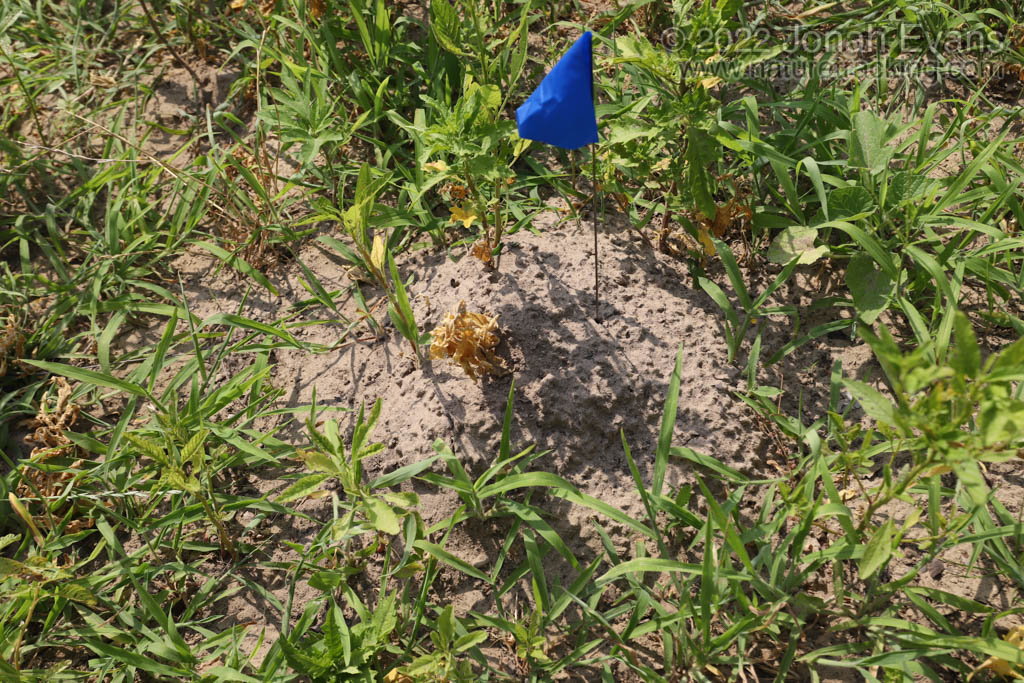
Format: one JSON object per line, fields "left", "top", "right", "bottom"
{"left": 470, "top": 240, "right": 492, "bottom": 264}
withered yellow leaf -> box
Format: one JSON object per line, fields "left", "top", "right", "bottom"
{"left": 383, "top": 669, "right": 413, "bottom": 683}
{"left": 968, "top": 625, "right": 1024, "bottom": 680}
{"left": 700, "top": 54, "right": 723, "bottom": 89}
{"left": 9, "top": 493, "right": 44, "bottom": 546}
{"left": 838, "top": 488, "right": 858, "bottom": 502}
{"left": 450, "top": 204, "right": 478, "bottom": 229}
{"left": 696, "top": 224, "right": 716, "bottom": 256}
{"left": 370, "top": 235, "right": 386, "bottom": 273}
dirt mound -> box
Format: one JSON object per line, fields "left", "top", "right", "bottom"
{"left": 274, "top": 213, "right": 771, "bottom": 535}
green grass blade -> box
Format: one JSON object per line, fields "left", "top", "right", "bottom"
{"left": 24, "top": 360, "right": 161, "bottom": 408}
{"left": 652, "top": 345, "right": 684, "bottom": 498}
{"left": 414, "top": 541, "right": 491, "bottom": 583}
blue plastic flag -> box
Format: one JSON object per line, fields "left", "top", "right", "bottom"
{"left": 516, "top": 31, "right": 598, "bottom": 150}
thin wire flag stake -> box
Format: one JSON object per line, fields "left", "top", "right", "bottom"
{"left": 515, "top": 30, "right": 601, "bottom": 321}
{"left": 591, "top": 143, "right": 600, "bottom": 320}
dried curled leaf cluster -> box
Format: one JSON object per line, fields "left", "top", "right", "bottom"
{"left": 16, "top": 377, "right": 95, "bottom": 533}
{"left": 307, "top": 0, "right": 325, "bottom": 19}
{"left": 658, "top": 198, "right": 753, "bottom": 260}
{"left": 440, "top": 181, "right": 468, "bottom": 201}
{"left": 26, "top": 377, "right": 80, "bottom": 452}
{"left": 470, "top": 239, "right": 492, "bottom": 264}
{"left": 0, "top": 315, "right": 25, "bottom": 378}
{"left": 429, "top": 301, "right": 507, "bottom": 380}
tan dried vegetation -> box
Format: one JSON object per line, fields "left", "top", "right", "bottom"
{"left": 429, "top": 301, "right": 508, "bottom": 380}
{"left": 0, "top": 315, "right": 26, "bottom": 378}
{"left": 16, "top": 377, "right": 95, "bottom": 533}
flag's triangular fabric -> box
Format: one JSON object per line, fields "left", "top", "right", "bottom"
{"left": 516, "top": 31, "right": 598, "bottom": 150}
